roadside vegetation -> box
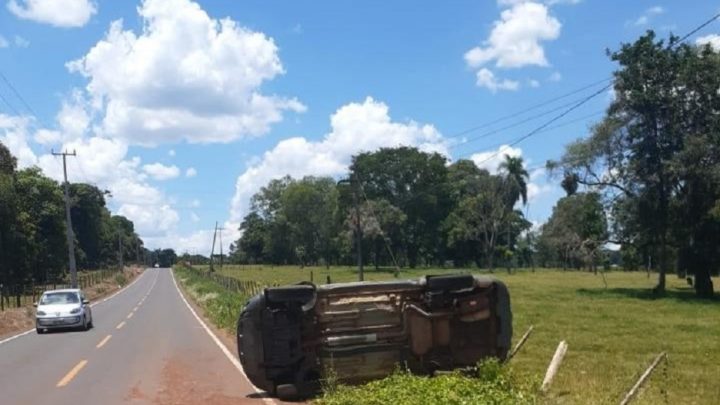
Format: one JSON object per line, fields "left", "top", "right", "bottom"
{"left": 186, "top": 264, "right": 718, "bottom": 404}
{"left": 317, "top": 359, "right": 537, "bottom": 405}
{"left": 173, "top": 264, "right": 253, "bottom": 332}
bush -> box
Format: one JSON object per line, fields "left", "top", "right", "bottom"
{"left": 114, "top": 273, "right": 127, "bottom": 286}
{"left": 316, "top": 359, "right": 537, "bottom": 405}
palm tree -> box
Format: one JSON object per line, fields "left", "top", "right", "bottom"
{"left": 498, "top": 155, "right": 529, "bottom": 274}
{"left": 499, "top": 155, "right": 529, "bottom": 207}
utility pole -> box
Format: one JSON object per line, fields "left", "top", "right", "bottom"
{"left": 52, "top": 150, "right": 78, "bottom": 288}
{"left": 210, "top": 221, "right": 218, "bottom": 272}
{"left": 118, "top": 232, "right": 124, "bottom": 271}
{"left": 218, "top": 226, "right": 225, "bottom": 272}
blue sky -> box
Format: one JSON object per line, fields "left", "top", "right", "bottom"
{"left": 1, "top": 0, "right": 718, "bottom": 254}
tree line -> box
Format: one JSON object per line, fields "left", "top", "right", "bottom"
{"left": 232, "top": 32, "right": 719, "bottom": 297}
{"left": 230, "top": 146, "right": 535, "bottom": 271}
{"left": 0, "top": 142, "right": 148, "bottom": 291}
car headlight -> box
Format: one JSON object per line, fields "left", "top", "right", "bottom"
{"left": 36, "top": 311, "right": 46, "bottom": 316}
{"left": 70, "top": 307, "right": 81, "bottom": 314}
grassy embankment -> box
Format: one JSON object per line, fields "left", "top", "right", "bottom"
{"left": 181, "top": 264, "right": 719, "bottom": 404}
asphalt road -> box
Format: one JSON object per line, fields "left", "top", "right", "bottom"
{"left": 0, "top": 268, "right": 276, "bottom": 405}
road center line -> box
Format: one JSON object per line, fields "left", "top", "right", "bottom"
{"left": 127, "top": 312, "right": 134, "bottom": 319}
{"left": 116, "top": 321, "right": 126, "bottom": 329}
{"left": 56, "top": 360, "right": 88, "bottom": 388}
{"left": 96, "top": 335, "right": 112, "bottom": 349}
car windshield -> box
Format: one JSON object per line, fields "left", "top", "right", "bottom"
{"left": 40, "top": 292, "right": 80, "bottom": 305}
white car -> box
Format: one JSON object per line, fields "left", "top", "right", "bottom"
{"left": 35, "top": 289, "right": 93, "bottom": 334}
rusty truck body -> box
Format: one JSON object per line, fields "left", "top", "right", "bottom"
{"left": 236, "top": 274, "right": 512, "bottom": 399}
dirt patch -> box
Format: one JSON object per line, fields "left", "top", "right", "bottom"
{"left": 0, "top": 307, "right": 35, "bottom": 337}
{"left": 0, "top": 266, "right": 143, "bottom": 340}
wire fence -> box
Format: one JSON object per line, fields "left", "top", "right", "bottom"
{"left": 0, "top": 268, "right": 124, "bottom": 311}
{"left": 178, "top": 263, "right": 270, "bottom": 297}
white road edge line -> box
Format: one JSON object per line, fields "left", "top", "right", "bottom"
{"left": 170, "top": 269, "right": 276, "bottom": 405}
{"left": 0, "top": 269, "right": 151, "bottom": 347}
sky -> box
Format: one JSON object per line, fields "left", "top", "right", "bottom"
{"left": 1, "top": 0, "right": 719, "bottom": 255}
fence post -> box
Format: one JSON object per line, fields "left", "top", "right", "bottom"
{"left": 0, "top": 284, "right": 4, "bottom": 311}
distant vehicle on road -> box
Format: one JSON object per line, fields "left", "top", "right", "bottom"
{"left": 237, "top": 274, "right": 512, "bottom": 399}
{"left": 154, "top": 263, "right": 160, "bottom": 268}
{"left": 34, "top": 289, "right": 93, "bottom": 334}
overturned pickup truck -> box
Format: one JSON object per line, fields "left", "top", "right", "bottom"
{"left": 236, "top": 274, "right": 512, "bottom": 399}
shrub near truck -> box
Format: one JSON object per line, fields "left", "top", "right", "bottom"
{"left": 237, "top": 274, "right": 512, "bottom": 399}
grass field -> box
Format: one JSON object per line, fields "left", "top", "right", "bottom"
{"left": 191, "top": 264, "right": 719, "bottom": 404}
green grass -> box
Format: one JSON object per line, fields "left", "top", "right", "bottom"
{"left": 198, "top": 264, "right": 719, "bottom": 404}
{"left": 316, "top": 359, "right": 537, "bottom": 405}
{"left": 174, "top": 265, "right": 253, "bottom": 332}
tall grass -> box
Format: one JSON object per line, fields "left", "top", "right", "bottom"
{"left": 174, "top": 265, "right": 254, "bottom": 332}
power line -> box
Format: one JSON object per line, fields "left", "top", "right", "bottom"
{"left": 447, "top": 78, "right": 611, "bottom": 140}
{"left": 461, "top": 11, "right": 720, "bottom": 168}
{"left": 0, "top": 70, "right": 40, "bottom": 118}
{"left": 450, "top": 95, "right": 601, "bottom": 150}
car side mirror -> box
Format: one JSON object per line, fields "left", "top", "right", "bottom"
{"left": 82, "top": 299, "right": 90, "bottom": 305}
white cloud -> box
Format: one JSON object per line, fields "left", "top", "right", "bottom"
{"left": 633, "top": 6, "right": 664, "bottom": 27}
{"left": 465, "top": 2, "right": 561, "bottom": 69}
{"left": 475, "top": 68, "right": 520, "bottom": 92}
{"left": 528, "top": 79, "right": 540, "bottom": 88}
{"left": 7, "top": 0, "right": 97, "bottom": 28}
{"left": 14, "top": 35, "right": 29, "bottom": 47}
{"left": 469, "top": 144, "right": 523, "bottom": 174}
{"left": 548, "top": 71, "right": 562, "bottom": 82}
{"left": 185, "top": 167, "right": 197, "bottom": 177}
{"left": 33, "top": 129, "right": 62, "bottom": 144}
{"left": 190, "top": 198, "right": 200, "bottom": 208}
{"left": 143, "top": 162, "right": 180, "bottom": 180}
{"left": 0, "top": 35, "right": 9, "bottom": 48}
{"left": 67, "top": 0, "right": 304, "bottom": 146}
{"left": 696, "top": 34, "right": 720, "bottom": 51}
{"left": 230, "top": 97, "right": 448, "bottom": 222}
{"left": 0, "top": 114, "right": 37, "bottom": 167}
{"left": 190, "top": 212, "right": 200, "bottom": 222}
{"left": 527, "top": 182, "right": 553, "bottom": 201}
{"left": 168, "top": 149, "right": 176, "bottom": 157}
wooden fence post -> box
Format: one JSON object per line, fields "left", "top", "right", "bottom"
{"left": 506, "top": 325, "right": 534, "bottom": 362}
{"left": 541, "top": 340, "right": 568, "bottom": 392}
{"left": 619, "top": 352, "right": 667, "bottom": 405}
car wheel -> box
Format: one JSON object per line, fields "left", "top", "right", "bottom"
{"left": 88, "top": 318, "right": 94, "bottom": 329}
{"left": 82, "top": 316, "right": 89, "bottom": 331}
{"left": 36, "top": 327, "right": 44, "bottom": 334}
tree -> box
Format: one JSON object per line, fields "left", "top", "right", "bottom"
{"left": 550, "top": 32, "right": 720, "bottom": 296}
{"left": 69, "top": 184, "right": 111, "bottom": 269}
{"left": 15, "top": 168, "right": 67, "bottom": 282}
{"left": 349, "top": 147, "right": 451, "bottom": 267}
{"left": 538, "top": 193, "right": 608, "bottom": 272}
{"left": 499, "top": 155, "right": 529, "bottom": 206}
